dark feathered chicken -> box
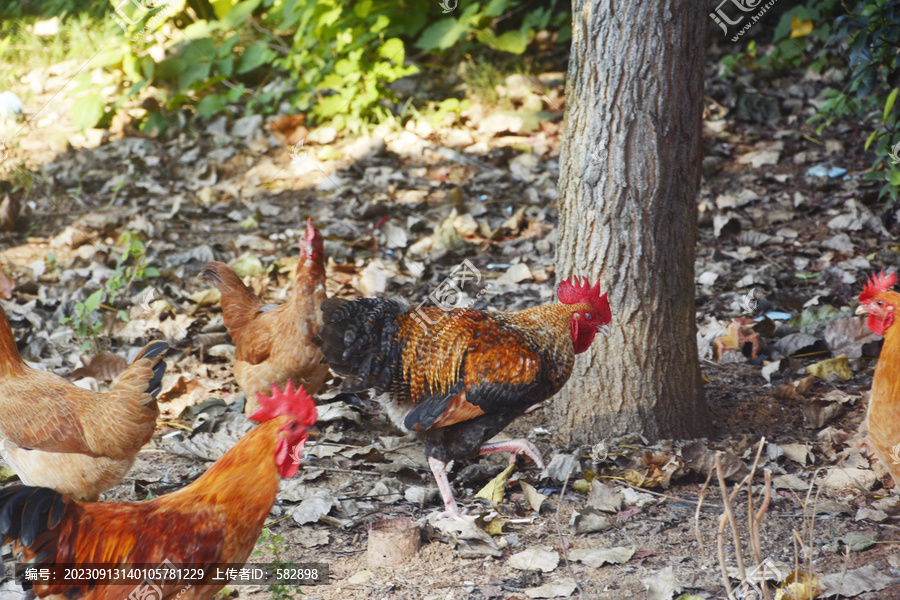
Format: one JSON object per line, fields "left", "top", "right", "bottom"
{"left": 316, "top": 276, "right": 612, "bottom": 519}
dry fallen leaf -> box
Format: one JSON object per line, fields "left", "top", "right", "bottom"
{"left": 520, "top": 481, "right": 548, "bottom": 513}
{"left": 805, "top": 354, "right": 853, "bottom": 381}
{"left": 475, "top": 464, "right": 515, "bottom": 506}
{"left": 790, "top": 15, "right": 814, "bottom": 38}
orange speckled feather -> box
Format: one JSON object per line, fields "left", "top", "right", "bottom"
{"left": 392, "top": 302, "right": 590, "bottom": 429}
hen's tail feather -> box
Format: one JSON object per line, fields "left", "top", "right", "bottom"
{"left": 133, "top": 340, "right": 169, "bottom": 400}
{"left": 0, "top": 486, "right": 66, "bottom": 548}
{"left": 317, "top": 297, "right": 407, "bottom": 393}
{"left": 200, "top": 261, "right": 264, "bottom": 334}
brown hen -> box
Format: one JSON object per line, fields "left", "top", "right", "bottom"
{"left": 0, "top": 306, "right": 168, "bottom": 501}
{"left": 201, "top": 219, "right": 329, "bottom": 414}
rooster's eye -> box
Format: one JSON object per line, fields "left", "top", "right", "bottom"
{"left": 585, "top": 313, "right": 593, "bottom": 320}
{"left": 877, "top": 301, "right": 884, "bottom": 306}
{"left": 289, "top": 422, "right": 298, "bottom": 430}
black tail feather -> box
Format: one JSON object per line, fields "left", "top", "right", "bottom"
{"left": 317, "top": 297, "right": 406, "bottom": 393}
{"left": 0, "top": 486, "right": 66, "bottom": 548}
{"left": 199, "top": 262, "right": 224, "bottom": 284}
{"left": 134, "top": 341, "right": 169, "bottom": 399}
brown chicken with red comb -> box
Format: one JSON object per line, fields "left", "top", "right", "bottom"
{"left": 316, "top": 276, "right": 612, "bottom": 519}
{"left": 856, "top": 270, "right": 900, "bottom": 488}
{"left": 0, "top": 382, "right": 317, "bottom": 600}
{"left": 201, "top": 219, "right": 329, "bottom": 415}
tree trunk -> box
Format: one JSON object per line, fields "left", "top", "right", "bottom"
{"left": 552, "top": 0, "right": 709, "bottom": 444}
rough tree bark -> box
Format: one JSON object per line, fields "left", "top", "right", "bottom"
{"left": 551, "top": 0, "right": 710, "bottom": 444}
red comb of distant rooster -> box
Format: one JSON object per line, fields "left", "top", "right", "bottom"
{"left": 249, "top": 381, "right": 317, "bottom": 426}
{"left": 557, "top": 276, "right": 612, "bottom": 323}
{"left": 859, "top": 270, "right": 898, "bottom": 304}
{"left": 300, "top": 218, "right": 323, "bottom": 260}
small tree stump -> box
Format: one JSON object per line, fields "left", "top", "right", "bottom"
{"left": 366, "top": 517, "right": 420, "bottom": 568}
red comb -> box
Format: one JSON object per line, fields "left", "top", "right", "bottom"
{"left": 300, "top": 219, "right": 322, "bottom": 259}
{"left": 557, "top": 276, "right": 612, "bottom": 323}
{"left": 249, "top": 381, "right": 317, "bottom": 426}
{"left": 859, "top": 270, "right": 898, "bottom": 304}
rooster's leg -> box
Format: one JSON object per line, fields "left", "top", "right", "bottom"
{"left": 479, "top": 439, "right": 546, "bottom": 469}
{"left": 428, "top": 456, "right": 474, "bottom": 521}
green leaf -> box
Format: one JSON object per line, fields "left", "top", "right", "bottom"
{"left": 197, "top": 94, "right": 227, "bottom": 118}
{"left": 210, "top": 0, "right": 236, "bottom": 19}
{"left": 123, "top": 54, "right": 142, "bottom": 81}
{"left": 220, "top": 0, "right": 262, "bottom": 28}
{"left": 71, "top": 94, "right": 105, "bottom": 131}
{"left": 225, "top": 85, "right": 244, "bottom": 102}
{"left": 144, "top": 267, "right": 160, "bottom": 278}
{"left": 890, "top": 170, "right": 900, "bottom": 186}
{"left": 141, "top": 112, "right": 169, "bottom": 136}
{"left": 215, "top": 56, "right": 234, "bottom": 76}
{"left": 156, "top": 58, "right": 186, "bottom": 80}
{"left": 865, "top": 129, "right": 879, "bottom": 151}
{"left": 885, "top": 88, "right": 898, "bottom": 121}
{"left": 317, "top": 93, "right": 349, "bottom": 118}
{"left": 489, "top": 29, "right": 528, "bottom": 54}
{"left": 485, "top": 0, "right": 513, "bottom": 18}
{"left": 416, "top": 18, "right": 468, "bottom": 50}
{"left": 238, "top": 43, "right": 277, "bottom": 74}
{"left": 178, "top": 62, "right": 211, "bottom": 90}
{"left": 83, "top": 290, "right": 104, "bottom": 313}
{"left": 378, "top": 38, "right": 404, "bottom": 64}
{"left": 318, "top": 6, "right": 343, "bottom": 28}
{"left": 140, "top": 56, "right": 155, "bottom": 80}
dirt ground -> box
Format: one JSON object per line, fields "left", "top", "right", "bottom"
{"left": 2, "top": 33, "right": 900, "bottom": 600}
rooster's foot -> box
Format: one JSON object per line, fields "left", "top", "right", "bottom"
{"left": 480, "top": 439, "right": 545, "bottom": 469}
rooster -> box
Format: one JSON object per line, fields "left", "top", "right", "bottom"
{"left": 0, "top": 306, "right": 168, "bottom": 501}
{"left": 316, "top": 276, "right": 612, "bottom": 519}
{"left": 856, "top": 270, "right": 900, "bottom": 488}
{"left": 0, "top": 381, "right": 317, "bottom": 600}
{"left": 201, "top": 219, "right": 329, "bottom": 415}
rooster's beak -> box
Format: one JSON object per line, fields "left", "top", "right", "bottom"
{"left": 305, "top": 426, "right": 320, "bottom": 440}
{"left": 598, "top": 324, "right": 611, "bottom": 337}
{"left": 855, "top": 305, "right": 869, "bottom": 316}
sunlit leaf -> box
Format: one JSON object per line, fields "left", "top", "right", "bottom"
{"left": 475, "top": 464, "right": 514, "bottom": 505}
{"left": 790, "top": 15, "right": 813, "bottom": 38}
{"left": 71, "top": 93, "right": 104, "bottom": 131}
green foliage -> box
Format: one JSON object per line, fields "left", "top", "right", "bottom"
{"left": 63, "top": 289, "right": 105, "bottom": 344}
{"left": 0, "top": 0, "right": 568, "bottom": 135}
{"left": 71, "top": 93, "right": 105, "bottom": 132}
{"left": 718, "top": 2, "right": 839, "bottom": 76}
{"left": 416, "top": 0, "right": 568, "bottom": 54}
{"left": 252, "top": 528, "right": 303, "bottom": 600}
{"left": 62, "top": 231, "right": 159, "bottom": 349}
{"left": 812, "top": 0, "right": 900, "bottom": 203}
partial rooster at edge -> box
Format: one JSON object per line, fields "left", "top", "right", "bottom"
{"left": 0, "top": 305, "right": 168, "bottom": 501}
{"left": 856, "top": 270, "right": 900, "bottom": 490}
{"left": 0, "top": 382, "right": 318, "bottom": 600}
{"left": 200, "top": 219, "right": 329, "bottom": 415}
{"left": 315, "top": 276, "right": 612, "bottom": 519}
